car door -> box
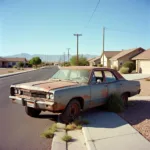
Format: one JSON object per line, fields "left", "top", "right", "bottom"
{"left": 103, "top": 70, "right": 122, "bottom": 96}
{"left": 89, "top": 70, "right": 108, "bottom": 108}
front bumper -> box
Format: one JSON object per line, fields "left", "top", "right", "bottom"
{"left": 9, "top": 96, "right": 56, "bottom": 111}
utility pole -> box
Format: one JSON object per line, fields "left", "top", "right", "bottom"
{"left": 102, "top": 27, "right": 105, "bottom": 66}
{"left": 74, "top": 34, "right": 82, "bottom": 65}
{"left": 64, "top": 52, "right": 65, "bottom": 64}
{"left": 67, "top": 48, "right": 70, "bottom": 62}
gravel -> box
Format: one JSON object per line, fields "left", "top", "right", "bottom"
{"left": 119, "top": 79, "right": 150, "bottom": 142}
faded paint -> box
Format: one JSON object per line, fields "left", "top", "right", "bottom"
{"left": 9, "top": 67, "right": 140, "bottom": 113}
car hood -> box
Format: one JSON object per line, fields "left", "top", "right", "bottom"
{"left": 13, "top": 80, "right": 79, "bottom": 92}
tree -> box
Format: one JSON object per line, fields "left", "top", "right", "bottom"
{"left": 70, "top": 56, "right": 89, "bottom": 66}
{"left": 29, "top": 57, "right": 42, "bottom": 68}
{"left": 17, "top": 62, "right": 24, "bottom": 68}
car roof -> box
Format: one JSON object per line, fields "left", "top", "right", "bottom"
{"left": 60, "top": 66, "right": 114, "bottom": 71}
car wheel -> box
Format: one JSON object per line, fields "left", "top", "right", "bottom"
{"left": 60, "top": 100, "right": 81, "bottom": 124}
{"left": 121, "top": 93, "right": 128, "bottom": 108}
{"left": 25, "top": 106, "right": 41, "bottom": 117}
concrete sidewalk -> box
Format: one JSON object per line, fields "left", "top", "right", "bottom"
{"left": 122, "top": 73, "right": 150, "bottom": 80}
{"left": 82, "top": 111, "right": 150, "bottom": 150}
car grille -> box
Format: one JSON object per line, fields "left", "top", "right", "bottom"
{"left": 22, "top": 91, "right": 46, "bottom": 98}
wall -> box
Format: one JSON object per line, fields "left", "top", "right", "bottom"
{"left": 100, "top": 54, "right": 107, "bottom": 66}
{"left": 111, "top": 60, "right": 118, "bottom": 69}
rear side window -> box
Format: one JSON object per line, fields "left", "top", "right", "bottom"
{"left": 104, "top": 71, "right": 117, "bottom": 83}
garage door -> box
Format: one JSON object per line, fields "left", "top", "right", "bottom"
{"left": 140, "top": 60, "right": 150, "bottom": 74}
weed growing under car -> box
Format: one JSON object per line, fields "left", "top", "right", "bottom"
{"left": 106, "top": 93, "right": 124, "bottom": 113}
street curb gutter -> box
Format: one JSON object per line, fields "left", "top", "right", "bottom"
{"left": 82, "top": 126, "right": 96, "bottom": 150}
{"left": 0, "top": 69, "right": 36, "bottom": 79}
{"left": 51, "top": 122, "right": 66, "bottom": 150}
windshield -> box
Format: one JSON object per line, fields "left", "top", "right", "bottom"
{"left": 50, "top": 69, "right": 90, "bottom": 83}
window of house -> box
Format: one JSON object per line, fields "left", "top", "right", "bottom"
{"left": 104, "top": 71, "right": 117, "bottom": 83}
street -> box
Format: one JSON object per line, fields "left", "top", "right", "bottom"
{"left": 0, "top": 67, "right": 58, "bottom": 150}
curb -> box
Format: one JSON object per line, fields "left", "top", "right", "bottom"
{"left": 82, "top": 126, "right": 96, "bottom": 150}
{"left": 51, "top": 117, "right": 67, "bottom": 150}
{"left": 0, "top": 69, "right": 36, "bottom": 79}
{"left": 0, "top": 66, "right": 51, "bottom": 79}
{"left": 129, "top": 96, "right": 150, "bottom": 100}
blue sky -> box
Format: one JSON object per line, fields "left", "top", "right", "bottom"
{"left": 0, "top": 0, "right": 149, "bottom": 56}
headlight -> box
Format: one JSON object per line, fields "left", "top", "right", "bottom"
{"left": 46, "top": 94, "right": 50, "bottom": 99}
{"left": 50, "top": 94, "right": 54, "bottom": 100}
{"left": 18, "top": 90, "right": 22, "bottom": 95}
{"left": 15, "top": 89, "right": 18, "bottom": 94}
{"left": 46, "top": 93, "right": 54, "bottom": 99}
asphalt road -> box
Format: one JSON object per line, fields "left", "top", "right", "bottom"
{"left": 0, "top": 66, "right": 58, "bottom": 150}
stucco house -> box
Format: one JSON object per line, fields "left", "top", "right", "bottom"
{"left": 132, "top": 49, "right": 150, "bottom": 74}
{"left": 110, "top": 47, "right": 145, "bottom": 70}
{"left": 88, "top": 51, "right": 120, "bottom": 67}
{"left": 0, "top": 57, "right": 27, "bottom": 68}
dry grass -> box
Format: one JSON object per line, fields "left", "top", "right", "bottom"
{"left": 62, "top": 135, "right": 72, "bottom": 142}
{"left": 41, "top": 123, "right": 57, "bottom": 139}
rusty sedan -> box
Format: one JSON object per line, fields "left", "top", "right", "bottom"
{"left": 9, "top": 67, "right": 141, "bottom": 122}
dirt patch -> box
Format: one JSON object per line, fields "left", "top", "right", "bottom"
{"left": 119, "top": 79, "right": 150, "bottom": 142}
{"left": 138, "top": 79, "right": 150, "bottom": 96}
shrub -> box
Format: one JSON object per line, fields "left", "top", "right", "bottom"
{"left": 41, "top": 130, "right": 54, "bottom": 138}
{"left": 97, "top": 64, "right": 103, "bottom": 67}
{"left": 63, "top": 62, "right": 71, "bottom": 66}
{"left": 112, "top": 65, "right": 118, "bottom": 71}
{"left": 41, "top": 123, "right": 57, "bottom": 139}
{"left": 106, "top": 93, "right": 124, "bottom": 113}
{"left": 17, "top": 62, "right": 24, "bottom": 68}
{"left": 62, "top": 135, "right": 72, "bottom": 142}
{"left": 66, "top": 123, "right": 77, "bottom": 130}
{"left": 122, "top": 61, "right": 135, "bottom": 73}
{"left": 119, "top": 67, "right": 129, "bottom": 74}
{"left": 13, "top": 65, "right": 17, "bottom": 68}
{"left": 70, "top": 56, "right": 89, "bottom": 66}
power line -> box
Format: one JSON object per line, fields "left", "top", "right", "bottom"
{"left": 84, "top": 0, "right": 101, "bottom": 28}
{"left": 105, "top": 27, "right": 141, "bottom": 34}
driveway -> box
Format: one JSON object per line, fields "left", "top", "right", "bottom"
{"left": 0, "top": 67, "right": 58, "bottom": 150}
{"left": 122, "top": 73, "right": 150, "bottom": 80}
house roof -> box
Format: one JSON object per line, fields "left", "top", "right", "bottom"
{"left": 110, "top": 47, "right": 145, "bottom": 60}
{"left": 88, "top": 51, "right": 121, "bottom": 62}
{"left": 103, "top": 51, "right": 121, "bottom": 58}
{"left": 132, "top": 49, "right": 150, "bottom": 60}
{"left": 88, "top": 56, "right": 100, "bottom": 62}
{"left": 0, "top": 57, "right": 7, "bottom": 61}
{"left": 3, "top": 57, "right": 27, "bottom": 62}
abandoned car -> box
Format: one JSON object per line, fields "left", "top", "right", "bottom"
{"left": 9, "top": 67, "right": 141, "bottom": 122}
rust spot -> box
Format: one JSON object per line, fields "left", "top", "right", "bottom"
{"left": 82, "top": 95, "right": 91, "bottom": 100}
{"left": 101, "top": 89, "right": 108, "bottom": 98}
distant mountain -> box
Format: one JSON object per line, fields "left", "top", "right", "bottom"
{"left": 5, "top": 53, "right": 98, "bottom": 62}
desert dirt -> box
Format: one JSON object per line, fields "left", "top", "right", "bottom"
{"left": 119, "top": 79, "right": 150, "bottom": 141}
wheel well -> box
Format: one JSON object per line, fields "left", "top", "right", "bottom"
{"left": 70, "top": 97, "right": 84, "bottom": 110}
